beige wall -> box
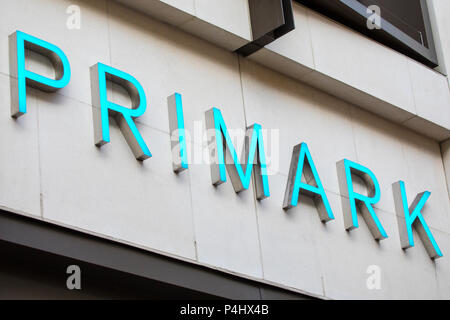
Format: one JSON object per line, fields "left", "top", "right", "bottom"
{"left": 0, "top": 0, "right": 449, "bottom": 299}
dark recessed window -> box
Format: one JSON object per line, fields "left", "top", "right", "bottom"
{"left": 296, "top": 0, "right": 438, "bottom": 67}
{"left": 357, "top": 0, "right": 428, "bottom": 47}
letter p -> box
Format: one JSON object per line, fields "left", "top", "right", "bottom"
{"left": 9, "top": 31, "right": 71, "bottom": 117}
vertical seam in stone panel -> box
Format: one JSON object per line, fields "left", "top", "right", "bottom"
{"left": 321, "top": 276, "right": 326, "bottom": 297}
{"left": 105, "top": 0, "right": 116, "bottom": 110}
{"left": 347, "top": 106, "right": 360, "bottom": 162}
{"left": 439, "top": 140, "right": 450, "bottom": 199}
{"left": 245, "top": 0, "right": 253, "bottom": 40}
{"left": 397, "top": 131, "right": 418, "bottom": 233}
{"left": 237, "top": 54, "right": 265, "bottom": 279}
{"left": 187, "top": 168, "right": 199, "bottom": 261}
{"left": 405, "top": 61, "right": 419, "bottom": 115}
{"left": 106, "top": 0, "right": 113, "bottom": 66}
{"left": 307, "top": 207, "right": 327, "bottom": 298}
{"left": 192, "top": 0, "right": 197, "bottom": 16}
{"left": 35, "top": 90, "right": 44, "bottom": 219}
{"left": 433, "top": 256, "right": 440, "bottom": 298}
{"left": 238, "top": 55, "right": 249, "bottom": 127}
{"left": 250, "top": 166, "right": 265, "bottom": 279}
{"left": 304, "top": 6, "right": 317, "bottom": 70}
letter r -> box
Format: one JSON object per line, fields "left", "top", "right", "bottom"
{"left": 90, "top": 63, "right": 151, "bottom": 161}
{"left": 336, "top": 159, "right": 387, "bottom": 240}
{"left": 9, "top": 30, "right": 71, "bottom": 117}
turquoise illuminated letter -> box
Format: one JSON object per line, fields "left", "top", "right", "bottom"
{"left": 336, "top": 159, "right": 387, "bottom": 240}
{"left": 9, "top": 30, "right": 71, "bottom": 117}
{"left": 90, "top": 63, "right": 151, "bottom": 161}
{"left": 168, "top": 93, "right": 188, "bottom": 172}
{"left": 283, "top": 143, "right": 334, "bottom": 222}
{"left": 392, "top": 181, "right": 442, "bottom": 259}
{"left": 205, "top": 108, "right": 270, "bottom": 200}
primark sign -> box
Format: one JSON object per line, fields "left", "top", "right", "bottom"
{"left": 7, "top": 30, "right": 443, "bottom": 260}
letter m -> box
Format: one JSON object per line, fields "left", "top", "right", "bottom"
{"left": 205, "top": 108, "right": 270, "bottom": 200}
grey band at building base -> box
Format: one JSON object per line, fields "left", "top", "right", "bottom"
{"left": 0, "top": 210, "right": 312, "bottom": 300}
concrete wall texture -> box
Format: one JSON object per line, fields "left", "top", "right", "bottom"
{"left": 0, "top": 0, "right": 449, "bottom": 299}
